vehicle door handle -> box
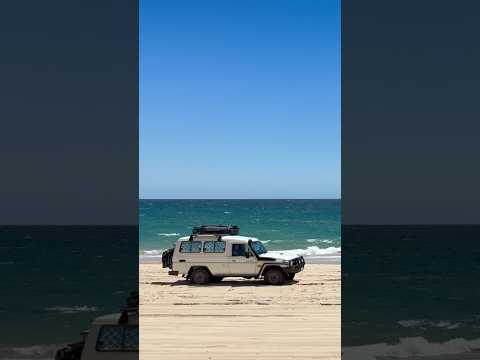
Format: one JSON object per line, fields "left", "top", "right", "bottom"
{"left": 179, "top": 259, "right": 186, "bottom": 262}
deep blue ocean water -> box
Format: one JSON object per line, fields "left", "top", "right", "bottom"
{"left": 342, "top": 225, "right": 480, "bottom": 359}
{"left": 0, "top": 226, "right": 137, "bottom": 359}
{"left": 139, "top": 199, "right": 341, "bottom": 258}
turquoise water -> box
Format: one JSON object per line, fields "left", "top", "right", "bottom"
{"left": 140, "top": 199, "right": 340, "bottom": 257}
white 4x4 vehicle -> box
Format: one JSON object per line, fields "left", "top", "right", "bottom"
{"left": 55, "top": 293, "right": 138, "bottom": 360}
{"left": 162, "top": 225, "right": 305, "bottom": 285}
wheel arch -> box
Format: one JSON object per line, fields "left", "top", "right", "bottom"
{"left": 260, "top": 264, "right": 285, "bottom": 276}
{"left": 187, "top": 265, "right": 212, "bottom": 278}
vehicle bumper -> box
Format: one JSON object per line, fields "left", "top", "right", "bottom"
{"left": 287, "top": 256, "right": 305, "bottom": 273}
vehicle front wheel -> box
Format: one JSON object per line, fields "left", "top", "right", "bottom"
{"left": 190, "top": 268, "right": 211, "bottom": 285}
{"left": 286, "top": 273, "right": 295, "bottom": 281}
{"left": 264, "top": 268, "right": 285, "bottom": 285}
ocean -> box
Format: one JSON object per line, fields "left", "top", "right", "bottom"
{"left": 342, "top": 225, "right": 480, "bottom": 359}
{"left": 0, "top": 226, "right": 138, "bottom": 360}
{"left": 139, "top": 199, "right": 341, "bottom": 261}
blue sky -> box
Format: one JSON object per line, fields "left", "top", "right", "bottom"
{"left": 140, "top": 0, "right": 340, "bottom": 199}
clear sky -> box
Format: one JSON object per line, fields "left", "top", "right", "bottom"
{"left": 140, "top": 0, "right": 340, "bottom": 199}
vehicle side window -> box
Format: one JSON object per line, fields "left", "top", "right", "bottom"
{"left": 203, "top": 241, "right": 225, "bottom": 253}
{"left": 123, "top": 326, "right": 139, "bottom": 351}
{"left": 180, "top": 241, "right": 202, "bottom": 253}
{"left": 232, "top": 244, "right": 246, "bottom": 256}
{"left": 96, "top": 325, "right": 138, "bottom": 352}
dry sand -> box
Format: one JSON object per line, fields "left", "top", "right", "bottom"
{"left": 140, "top": 263, "right": 340, "bottom": 360}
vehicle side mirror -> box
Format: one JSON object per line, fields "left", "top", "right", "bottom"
{"left": 245, "top": 252, "right": 250, "bottom": 258}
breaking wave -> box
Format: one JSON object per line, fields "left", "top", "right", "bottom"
{"left": 0, "top": 344, "right": 61, "bottom": 359}
{"left": 306, "top": 238, "right": 335, "bottom": 244}
{"left": 44, "top": 305, "right": 98, "bottom": 314}
{"left": 267, "top": 246, "right": 341, "bottom": 258}
{"left": 343, "top": 337, "right": 480, "bottom": 360}
{"left": 141, "top": 249, "right": 164, "bottom": 257}
{"left": 398, "top": 319, "right": 462, "bottom": 330}
{"left": 157, "top": 233, "right": 180, "bottom": 237}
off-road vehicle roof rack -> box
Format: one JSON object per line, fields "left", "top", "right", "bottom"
{"left": 192, "top": 224, "right": 239, "bottom": 236}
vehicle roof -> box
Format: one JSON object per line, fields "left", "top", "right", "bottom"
{"left": 93, "top": 313, "right": 139, "bottom": 325}
{"left": 178, "top": 235, "right": 259, "bottom": 243}
{"left": 93, "top": 313, "right": 121, "bottom": 324}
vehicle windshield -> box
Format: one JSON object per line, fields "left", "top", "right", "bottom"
{"left": 251, "top": 241, "right": 268, "bottom": 255}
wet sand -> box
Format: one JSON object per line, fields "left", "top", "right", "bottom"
{"left": 140, "top": 263, "right": 340, "bottom": 360}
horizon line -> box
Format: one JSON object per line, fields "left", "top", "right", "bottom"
{"left": 139, "top": 198, "right": 341, "bottom": 200}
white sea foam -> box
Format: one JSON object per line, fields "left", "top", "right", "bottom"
{"left": 306, "top": 238, "right": 334, "bottom": 244}
{"left": 0, "top": 343, "right": 61, "bottom": 360}
{"left": 45, "top": 305, "right": 98, "bottom": 314}
{"left": 12, "top": 344, "right": 58, "bottom": 356}
{"left": 343, "top": 337, "right": 480, "bottom": 360}
{"left": 267, "top": 246, "right": 341, "bottom": 258}
{"left": 224, "top": 211, "right": 232, "bottom": 214}
{"left": 398, "top": 319, "right": 462, "bottom": 330}
{"left": 398, "top": 319, "right": 425, "bottom": 328}
{"left": 142, "top": 249, "right": 164, "bottom": 257}
{"left": 157, "top": 233, "right": 180, "bottom": 237}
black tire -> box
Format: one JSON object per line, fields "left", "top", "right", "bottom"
{"left": 190, "top": 268, "right": 211, "bottom": 284}
{"left": 264, "top": 268, "right": 285, "bottom": 285}
{"left": 286, "top": 273, "right": 295, "bottom": 281}
{"left": 211, "top": 276, "right": 223, "bottom": 282}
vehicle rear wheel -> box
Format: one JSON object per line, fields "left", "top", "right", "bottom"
{"left": 190, "top": 268, "right": 211, "bottom": 284}
{"left": 286, "top": 273, "right": 295, "bottom": 281}
{"left": 264, "top": 268, "right": 285, "bottom": 285}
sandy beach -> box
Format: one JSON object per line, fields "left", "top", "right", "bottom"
{"left": 140, "top": 262, "right": 340, "bottom": 360}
